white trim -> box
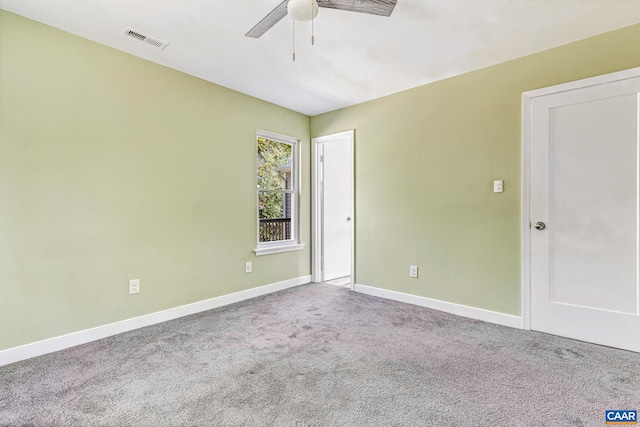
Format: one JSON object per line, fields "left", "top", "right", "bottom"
{"left": 254, "top": 243, "right": 305, "bottom": 256}
{"left": 311, "top": 130, "right": 355, "bottom": 290}
{"left": 520, "top": 66, "right": 640, "bottom": 331}
{"left": 0, "top": 275, "right": 311, "bottom": 367}
{"left": 257, "top": 129, "right": 298, "bottom": 144}
{"left": 354, "top": 284, "right": 522, "bottom": 329}
{"left": 311, "top": 137, "right": 322, "bottom": 282}
{"left": 521, "top": 91, "right": 532, "bottom": 330}
{"left": 523, "top": 67, "right": 640, "bottom": 99}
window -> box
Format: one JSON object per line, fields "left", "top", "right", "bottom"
{"left": 254, "top": 130, "right": 304, "bottom": 256}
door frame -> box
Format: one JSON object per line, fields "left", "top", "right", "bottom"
{"left": 311, "top": 130, "right": 355, "bottom": 289}
{"left": 521, "top": 66, "right": 640, "bottom": 331}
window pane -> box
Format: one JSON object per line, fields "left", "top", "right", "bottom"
{"left": 257, "top": 138, "right": 293, "bottom": 190}
{"left": 258, "top": 190, "right": 292, "bottom": 242}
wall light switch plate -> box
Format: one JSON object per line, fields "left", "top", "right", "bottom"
{"left": 129, "top": 279, "right": 140, "bottom": 295}
{"left": 245, "top": 262, "right": 252, "bottom": 273}
{"left": 493, "top": 180, "right": 504, "bottom": 193}
{"left": 409, "top": 265, "right": 418, "bottom": 278}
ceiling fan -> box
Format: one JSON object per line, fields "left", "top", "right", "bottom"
{"left": 245, "top": 0, "right": 398, "bottom": 39}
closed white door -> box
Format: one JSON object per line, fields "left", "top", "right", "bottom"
{"left": 321, "top": 138, "right": 353, "bottom": 281}
{"left": 530, "top": 75, "right": 640, "bottom": 352}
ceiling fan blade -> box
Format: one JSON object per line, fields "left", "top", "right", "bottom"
{"left": 246, "top": 0, "right": 289, "bottom": 38}
{"left": 317, "top": 0, "right": 397, "bottom": 17}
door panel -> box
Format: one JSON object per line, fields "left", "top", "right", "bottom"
{"left": 530, "top": 77, "right": 640, "bottom": 352}
{"left": 322, "top": 140, "right": 352, "bottom": 281}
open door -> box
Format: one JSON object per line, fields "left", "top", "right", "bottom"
{"left": 312, "top": 131, "right": 354, "bottom": 288}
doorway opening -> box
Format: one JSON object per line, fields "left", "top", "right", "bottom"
{"left": 312, "top": 130, "right": 354, "bottom": 290}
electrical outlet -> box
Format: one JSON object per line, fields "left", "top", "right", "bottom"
{"left": 493, "top": 179, "right": 504, "bottom": 193}
{"left": 129, "top": 279, "right": 140, "bottom": 295}
{"left": 245, "top": 262, "right": 252, "bottom": 273}
{"left": 409, "top": 265, "right": 418, "bottom": 278}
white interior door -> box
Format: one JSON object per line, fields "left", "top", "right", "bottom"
{"left": 321, "top": 138, "right": 352, "bottom": 281}
{"left": 529, "top": 75, "right": 640, "bottom": 352}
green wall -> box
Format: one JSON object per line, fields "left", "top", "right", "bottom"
{"left": 311, "top": 23, "right": 640, "bottom": 316}
{"left": 4, "top": 8, "right": 640, "bottom": 353}
{"left": 0, "top": 10, "right": 311, "bottom": 351}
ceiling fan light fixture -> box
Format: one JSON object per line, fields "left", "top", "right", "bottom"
{"left": 287, "top": 0, "right": 318, "bottom": 22}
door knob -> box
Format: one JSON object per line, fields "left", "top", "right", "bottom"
{"left": 534, "top": 221, "right": 546, "bottom": 230}
{"left": 347, "top": 216, "right": 352, "bottom": 221}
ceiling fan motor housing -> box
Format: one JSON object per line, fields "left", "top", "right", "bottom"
{"left": 288, "top": 0, "right": 319, "bottom": 21}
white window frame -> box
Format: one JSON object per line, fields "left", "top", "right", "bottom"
{"left": 254, "top": 130, "right": 305, "bottom": 256}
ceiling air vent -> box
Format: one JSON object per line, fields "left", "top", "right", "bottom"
{"left": 122, "top": 27, "right": 169, "bottom": 50}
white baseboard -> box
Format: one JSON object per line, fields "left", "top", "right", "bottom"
{"left": 0, "top": 275, "right": 311, "bottom": 367}
{"left": 353, "top": 284, "right": 522, "bottom": 329}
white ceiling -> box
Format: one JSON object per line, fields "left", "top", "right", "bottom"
{"left": 2, "top": 0, "right": 640, "bottom": 116}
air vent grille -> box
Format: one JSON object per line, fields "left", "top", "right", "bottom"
{"left": 122, "top": 27, "right": 169, "bottom": 50}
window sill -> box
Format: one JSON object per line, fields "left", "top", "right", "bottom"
{"left": 254, "top": 243, "right": 305, "bottom": 256}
